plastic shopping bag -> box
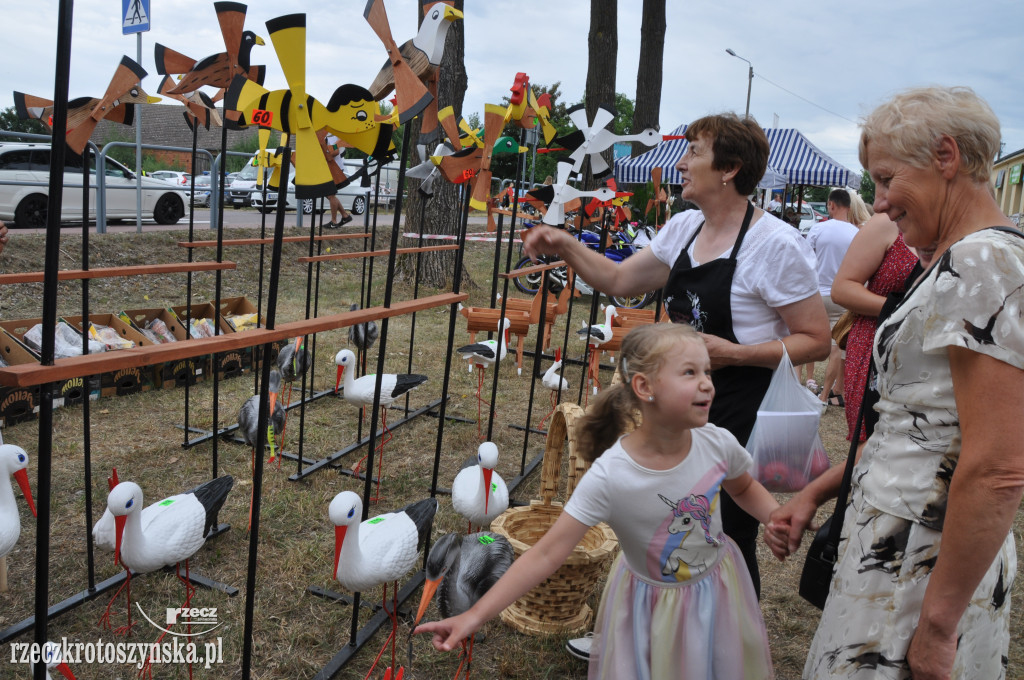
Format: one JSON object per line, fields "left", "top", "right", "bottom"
{"left": 748, "top": 344, "right": 830, "bottom": 492}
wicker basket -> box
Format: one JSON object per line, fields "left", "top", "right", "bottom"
{"left": 491, "top": 403, "right": 619, "bottom": 635}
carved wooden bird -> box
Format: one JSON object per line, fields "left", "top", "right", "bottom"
{"left": 13, "top": 56, "right": 160, "bottom": 155}
{"left": 154, "top": 2, "right": 265, "bottom": 96}
{"left": 504, "top": 73, "right": 557, "bottom": 145}
{"left": 367, "top": 1, "right": 462, "bottom": 142}
{"left": 156, "top": 76, "right": 222, "bottom": 131}
{"left": 363, "top": 0, "right": 443, "bottom": 126}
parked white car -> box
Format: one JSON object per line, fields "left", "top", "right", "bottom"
{"left": 0, "top": 142, "right": 188, "bottom": 228}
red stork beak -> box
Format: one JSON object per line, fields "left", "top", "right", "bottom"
{"left": 333, "top": 525, "right": 347, "bottom": 579}
{"left": 12, "top": 468, "right": 36, "bottom": 517}
{"left": 482, "top": 467, "right": 493, "bottom": 514}
{"left": 114, "top": 515, "right": 127, "bottom": 566}
{"left": 269, "top": 390, "right": 277, "bottom": 416}
{"left": 555, "top": 348, "right": 561, "bottom": 363}
{"left": 413, "top": 576, "right": 442, "bottom": 627}
{"left": 108, "top": 467, "right": 119, "bottom": 491}
{"left": 335, "top": 365, "right": 344, "bottom": 395}
{"left": 55, "top": 662, "right": 76, "bottom": 679}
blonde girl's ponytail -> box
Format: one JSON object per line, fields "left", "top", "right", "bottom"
{"left": 574, "top": 323, "right": 704, "bottom": 462}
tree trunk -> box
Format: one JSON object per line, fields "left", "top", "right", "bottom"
{"left": 631, "top": 0, "right": 665, "bottom": 158}
{"left": 396, "top": 0, "right": 468, "bottom": 288}
{"left": 584, "top": 0, "right": 617, "bottom": 188}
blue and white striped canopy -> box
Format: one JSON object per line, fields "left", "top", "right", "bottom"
{"left": 614, "top": 125, "right": 859, "bottom": 190}
{"left": 765, "top": 129, "right": 860, "bottom": 189}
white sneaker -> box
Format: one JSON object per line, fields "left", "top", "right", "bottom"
{"left": 565, "top": 632, "right": 595, "bottom": 660}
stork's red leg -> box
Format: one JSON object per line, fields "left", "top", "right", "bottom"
{"left": 100, "top": 568, "right": 134, "bottom": 635}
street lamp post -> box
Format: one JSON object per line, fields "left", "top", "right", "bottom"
{"left": 725, "top": 48, "right": 753, "bottom": 118}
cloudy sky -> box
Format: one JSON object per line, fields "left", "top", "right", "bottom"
{"left": 3, "top": 0, "right": 1022, "bottom": 176}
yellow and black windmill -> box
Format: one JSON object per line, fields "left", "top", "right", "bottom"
{"left": 14, "top": 56, "right": 160, "bottom": 155}
{"left": 226, "top": 16, "right": 397, "bottom": 198}
{"left": 154, "top": 1, "right": 265, "bottom": 98}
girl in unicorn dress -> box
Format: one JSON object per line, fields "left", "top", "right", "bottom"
{"left": 417, "top": 324, "right": 783, "bottom": 679}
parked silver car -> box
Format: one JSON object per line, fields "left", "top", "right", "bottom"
{"left": 0, "top": 142, "right": 188, "bottom": 228}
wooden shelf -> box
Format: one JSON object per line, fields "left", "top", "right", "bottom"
{"left": 178, "top": 234, "right": 370, "bottom": 248}
{"left": 0, "top": 262, "right": 237, "bottom": 285}
{"left": 0, "top": 292, "right": 467, "bottom": 388}
{"left": 498, "top": 260, "right": 566, "bottom": 279}
{"left": 299, "top": 244, "right": 460, "bottom": 264}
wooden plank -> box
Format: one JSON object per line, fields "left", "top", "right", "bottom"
{"left": 498, "top": 259, "right": 566, "bottom": 279}
{"left": 178, "top": 233, "right": 371, "bottom": 248}
{"left": 0, "top": 292, "right": 467, "bottom": 388}
{"left": 298, "top": 244, "right": 460, "bottom": 263}
{"left": 0, "top": 261, "right": 237, "bottom": 285}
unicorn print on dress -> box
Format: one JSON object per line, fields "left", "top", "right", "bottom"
{"left": 657, "top": 493, "right": 722, "bottom": 578}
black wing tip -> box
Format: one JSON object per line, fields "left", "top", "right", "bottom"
{"left": 266, "top": 13, "right": 305, "bottom": 35}
{"left": 120, "top": 55, "right": 148, "bottom": 81}
{"left": 12, "top": 92, "right": 29, "bottom": 120}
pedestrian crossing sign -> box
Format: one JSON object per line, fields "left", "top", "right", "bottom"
{"left": 122, "top": 0, "right": 150, "bottom": 34}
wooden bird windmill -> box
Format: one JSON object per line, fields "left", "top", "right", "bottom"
{"left": 644, "top": 167, "right": 666, "bottom": 227}
{"left": 555, "top": 103, "right": 670, "bottom": 179}
{"left": 226, "top": 16, "right": 399, "bottom": 199}
{"left": 14, "top": 57, "right": 159, "bottom": 155}
{"left": 363, "top": 0, "right": 449, "bottom": 126}
{"left": 366, "top": 0, "right": 463, "bottom": 143}
{"left": 504, "top": 72, "right": 557, "bottom": 146}
{"left": 156, "top": 76, "right": 222, "bottom": 131}
{"left": 154, "top": 1, "right": 266, "bottom": 100}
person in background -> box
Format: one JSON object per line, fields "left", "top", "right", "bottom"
{"left": 766, "top": 191, "right": 782, "bottom": 215}
{"left": 802, "top": 188, "right": 861, "bottom": 405}
{"left": 768, "top": 85, "right": 1024, "bottom": 680}
{"left": 417, "top": 324, "right": 782, "bottom": 679}
{"left": 520, "top": 112, "right": 830, "bottom": 604}
{"left": 831, "top": 211, "right": 919, "bottom": 449}
{"left": 0, "top": 222, "right": 8, "bottom": 255}
{"left": 320, "top": 130, "right": 353, "bottom": 228}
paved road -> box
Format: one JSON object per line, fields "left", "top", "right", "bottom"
{"left": 11, "top": 205, "right": 492, "bottom": 235}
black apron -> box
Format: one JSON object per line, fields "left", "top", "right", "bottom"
{"left": 663, "top": 202, "right": 771, "bottom": 596}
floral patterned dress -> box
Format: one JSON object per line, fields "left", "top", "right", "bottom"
{"left": 805, "top": 229, "right": 1024, "bottom": 679}
{"left": 842, "top": 233, "right": 918, "bottom": 441}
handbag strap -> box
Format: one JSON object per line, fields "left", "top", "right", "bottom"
{"left": 823, "top": 365, "right": 874, "bottom": 555}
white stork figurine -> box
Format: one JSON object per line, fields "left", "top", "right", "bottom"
{"left": 412, "top": 531, "right": 514, "bottom": 679}
{"left": 334, "top": 348, "right": 428, "bottom": 501}
{"left": 99, "top": 476, "right": 233, "bottom": 637}
{"left": 579, "top": 304, "right": 618, "bottom": 395}
{"left": 33, "top": 641, "right": 76, "bottom": 680}
{"left": 456, "top": 317, "right": 510, "bottom": 436}
{"left": 329, "top": 490, "right": 438, "bottom": 679}
{"left": 538, "top": 348, "right": 570, "bottom": 429}
{"left": 0, "top": 444, "right": 36, "bottom": 593}
{"left": 451, "top": 441, "right": 509, "bottom": 532}
{"left": 527, "top": 160, "right": 629, "bottom": 227}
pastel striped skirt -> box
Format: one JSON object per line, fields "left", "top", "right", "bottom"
{"left": 588, "top": 538, "right": 773, "bottom": 680}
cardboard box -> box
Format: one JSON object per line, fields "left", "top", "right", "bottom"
{"left": 171, "top": 303, "right": 243, "bottom": 379}
{"left": 0, "top": 327, "right": 38, "bottom": 427}
{"left": 60, "top": 314, "right": 157, "bottom": 397}
{"left": 214, "top": 296, "right": 284, "bottom": 370}
{"left": 119, "top": 308, "right": 205, "bottom": 389}
{"left": 0, "top": 319, "right": 99, "bottom": 406}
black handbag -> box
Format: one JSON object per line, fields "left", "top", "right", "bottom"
{"left": 798, "top": 371, "right": 870, "bottom": 609}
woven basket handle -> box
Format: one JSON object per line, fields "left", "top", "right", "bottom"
{"left": 539, "top": 403, "right": 588, "bottom": 506}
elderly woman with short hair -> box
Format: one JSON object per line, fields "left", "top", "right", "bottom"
{"left": 522, "top": 112, "right": 831, "bottom": 596}
{"left": 769, "top": 86, "right": 1024, "bottom": 679}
